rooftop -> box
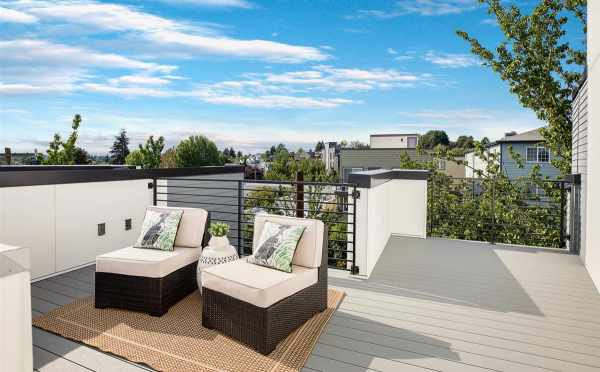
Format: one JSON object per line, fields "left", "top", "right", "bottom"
{"left": 31, "top": 236, "right": 600, "bottom": 371}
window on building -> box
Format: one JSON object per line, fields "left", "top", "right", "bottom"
{"left": 407, "top": 137, "right": 418, "bottom": 148}
{"left": 526, "top": 146, "right": 550, "bottom": 163}
{"left": 437, "top": 160, "right": 446, "bottom": 170}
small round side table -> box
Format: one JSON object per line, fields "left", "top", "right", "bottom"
{"left": 197, "top": 236, "right": 238, "bottom": 293}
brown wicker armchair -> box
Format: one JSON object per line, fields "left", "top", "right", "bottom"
{"left": 202, "top": 214, "right": 328, "bottom": 355}
{"left": 95, "top": 207, "right": 209, "bottom": 316}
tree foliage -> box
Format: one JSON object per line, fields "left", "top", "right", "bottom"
{"left": 175, "top": 135, "right": 224, "bottom": 168}
{"left": 419, "top": 130, "right": 450, "bottom": 149}
{"left": 266, "top": 150, "right": 337, "bottom": 182}
{"left": 125, "top": 135, "right": 165, "bottom": 169}
{"left": 39, "top": 114, "right": 86, "bottom": 165}
{"left": 457, "top": 0, "right": 586, "bottom": 175}
{"left": 403, "top": 142, "right": 565, "bottom": 248}
{"left": 109, "top": 129, "right": 130, "bottom": 165}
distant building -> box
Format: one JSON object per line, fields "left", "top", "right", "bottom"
{"left": 321, "top": 142, "right": 339, "bottom": 174}
{"left": 465, "top": 128, "right": 561, "bottom": 179}
{"left": 370, "top": 133, "right": 419, "bottom": 149}
{"left": 339, "top": 134, "right": 464, "bottom": 182}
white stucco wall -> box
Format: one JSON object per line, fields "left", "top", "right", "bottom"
{"left": 0, "top": 180, "right": 152, "bottom": 279}
{"left": 585, "top": 1, "right": 600, "bottom": 290}
{"left": 354, "top": 178, "right": 428, "bottom": 276}
{"left": 370, "top": 135, "right": 418, "bottom": 149}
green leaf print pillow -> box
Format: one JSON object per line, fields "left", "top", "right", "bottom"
{"left": 248, "top": 221, "right": 306, "bottom": 273}
{"left": 135, "top": 207, "right": 183, "bottom": 251}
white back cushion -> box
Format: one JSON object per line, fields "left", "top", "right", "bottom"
{"left": 149, "top": 206, "right": 208, "bottom": 248}
{"left": 253, "top": 214, "right": 324, "bottom": 268}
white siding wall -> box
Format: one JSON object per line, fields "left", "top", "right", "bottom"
{"left": 572, "top": 79, "right": 588, "bottom": 259}
{"left": 585, "top": 1, "right": 600, "bottom": 290}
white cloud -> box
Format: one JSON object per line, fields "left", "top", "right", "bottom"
{"left": 0, "top": 6, "right": 37, "bottom": 23}
{"left": 348, "top": 0, "right": 478, "bottom": 19}
{"left": 424, "top": 51, "right": 480, "bottom": 68}
{"left": 481, "top": 18, "right": 497, "bottom": 26}
{"left": 158, "top": 0, "right": 254, "bottom": 9}
{"left": 83, "top": 83, "right": 176, "bottom": 98}
{"left": 0, "top": 39, "right": 177, "bottom": 94}
{"left": 387, "top": 48, "right": 398, "bottom": 55}
{"left": 195, "top": 94, "right": 356, "bottom": 109}
{"left": 9, "top": 0, "right": 328, "bottom": 63}
{"left": 108, "top": 75, "right": 173, "bottom": 86}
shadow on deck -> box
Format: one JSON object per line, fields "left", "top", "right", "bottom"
{"left": 32, "top": 236, "right": 600, "bottom": 371}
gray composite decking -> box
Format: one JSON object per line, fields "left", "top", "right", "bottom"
{"left": 31, "top": 236, "right": 600, "bottom": 371}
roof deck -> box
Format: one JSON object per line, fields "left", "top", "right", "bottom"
{"left": 31, "top": 236, "right": 600, "bottom": 371}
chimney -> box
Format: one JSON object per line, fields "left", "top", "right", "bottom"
{"left": 504, "top": 131, "right": 517, "bottom": 137}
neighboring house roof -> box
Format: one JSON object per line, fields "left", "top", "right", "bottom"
{"left": 496, "top": 128, "right": 545, "bottom": 143}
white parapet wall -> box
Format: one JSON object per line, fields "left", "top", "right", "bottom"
{"left": 0, "top": 244, "right": 33, "bottom": 372}
{"left": 0, "top": 167, "right": 245, "bottom": 280}
{"left": 0, "top": 179, "right": 152, "bottom": 279}
{"left": 351, "top": 169, "right": 429, "bottom": 276}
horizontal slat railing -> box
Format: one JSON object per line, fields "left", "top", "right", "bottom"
{"left": 154, "top": 176, "right": 359, "bottom": 273}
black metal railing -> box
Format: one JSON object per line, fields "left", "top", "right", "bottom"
{"left": 152, "top": 175, "right": 359, "bottom": 273}
{"left": 427, "top": 176, "right": 571, "bottom": 249}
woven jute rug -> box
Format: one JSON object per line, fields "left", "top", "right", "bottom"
{"left": 33, "top": 289, "right": 344, "bottom": 372}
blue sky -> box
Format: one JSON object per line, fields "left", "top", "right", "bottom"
{"left": 0, "top": 0, "right": 586, "bottom": 154}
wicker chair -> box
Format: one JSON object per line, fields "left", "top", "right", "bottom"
{"left": 202, "top": 214, "right": 328, "bottom": 355}
{"left": 95, "top": 207, "right": 209, "bottom": 317}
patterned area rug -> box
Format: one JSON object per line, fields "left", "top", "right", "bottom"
{"left": 33, "top": 289, "right": 344, "bottom": 372}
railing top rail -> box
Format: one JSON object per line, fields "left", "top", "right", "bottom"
{"left": 158, "top": 177, "right": 357, "bottom": 188}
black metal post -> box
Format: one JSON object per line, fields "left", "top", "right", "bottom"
{"left": 296, "top": 171, "right": 304, "bottom": 218}
{"left": 351, "top": 185, "right": 359, "bottom": 275}
{"left": 491, "top": 178, "right": 496, "bottom": 244}
{"left": 152, "top": 177, "right": 157, "bottom": 206}
{"left": 237, "top": 180, "right": 243, "bottom": 256}
{"left": 560, "top": 181, "right": 566, "bottom": 248}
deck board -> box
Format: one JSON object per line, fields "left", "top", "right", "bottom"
{"left": 31, "top": 236, "right": 600, "bottom": 371}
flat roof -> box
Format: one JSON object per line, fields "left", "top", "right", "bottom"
{"left": 370, "top": 133, "right": 420, "bottom": 137}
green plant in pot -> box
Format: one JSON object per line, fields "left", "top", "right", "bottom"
{"left": 197, "top": 222, "right": 237, "bottom": 293}
{"left": 208, "top": 222, "right": 230, "bottom": 248}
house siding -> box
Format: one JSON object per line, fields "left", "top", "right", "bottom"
{"left": 572, "top": 78, "right": 588, "bottom": 259}
{"left": 500, "top": 142, "right": 561, "bottom": 180}
{"left": 339, "top": 148, "right": 464, "bottom": 181}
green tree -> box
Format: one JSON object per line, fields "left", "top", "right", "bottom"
{"left": 40, "top": 114, "right": 84, "bottom": 165}
{"left": 454, "top": 135, "right": 475, "bottom": 150}
{"left": 457, "top": 0, "right": 586, "bottom": 175}
{"left": 125, "top": 135, "right": 165, "bottom": 169}
{"left": 419, "top": 130, "right": 450, "bottom": 149}
{"left": 402, "top": 141, "right": 565, "bottom": 248}
{"left": 175, "top": 135, "right": 224, "bottom": 168}
{"left": 109, "top": 129, "right": 130, "bottom": 165}
{"left": 160, "top": 147, "right": 177, "bottom": 168}
{"left": 315, "top": 141, "right": 325, "bottom": 152}
{"left": 73, "top": 147, "right": 91, "bottom": 165}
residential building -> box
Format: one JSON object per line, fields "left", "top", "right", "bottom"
{"left": 465, "top": 128, "right": 561, "bottom": 179}
{"left": 369, "top": 133, "right": 419, "bottom": 149}
{"left": 339, "top": 134, "right": 464, "bottom": 182}
{"left": 320, "top": 141, "right": 339, "bottom": 174}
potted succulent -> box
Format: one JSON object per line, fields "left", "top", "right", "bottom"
{"left": 197, "top": 222, "right": 238, "bottom": 292}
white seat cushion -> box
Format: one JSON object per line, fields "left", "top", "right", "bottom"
{"left": 253, "top": 214, "right": 324, "bottom": 269}
{"left": 202, "top": 259, "right": 318, "bottom": 308}
{"left": 152, "top": 206, "right": 208, "bottom": 248}
{"left": 96, "top": 246, "right": 201, "bottom": 278}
